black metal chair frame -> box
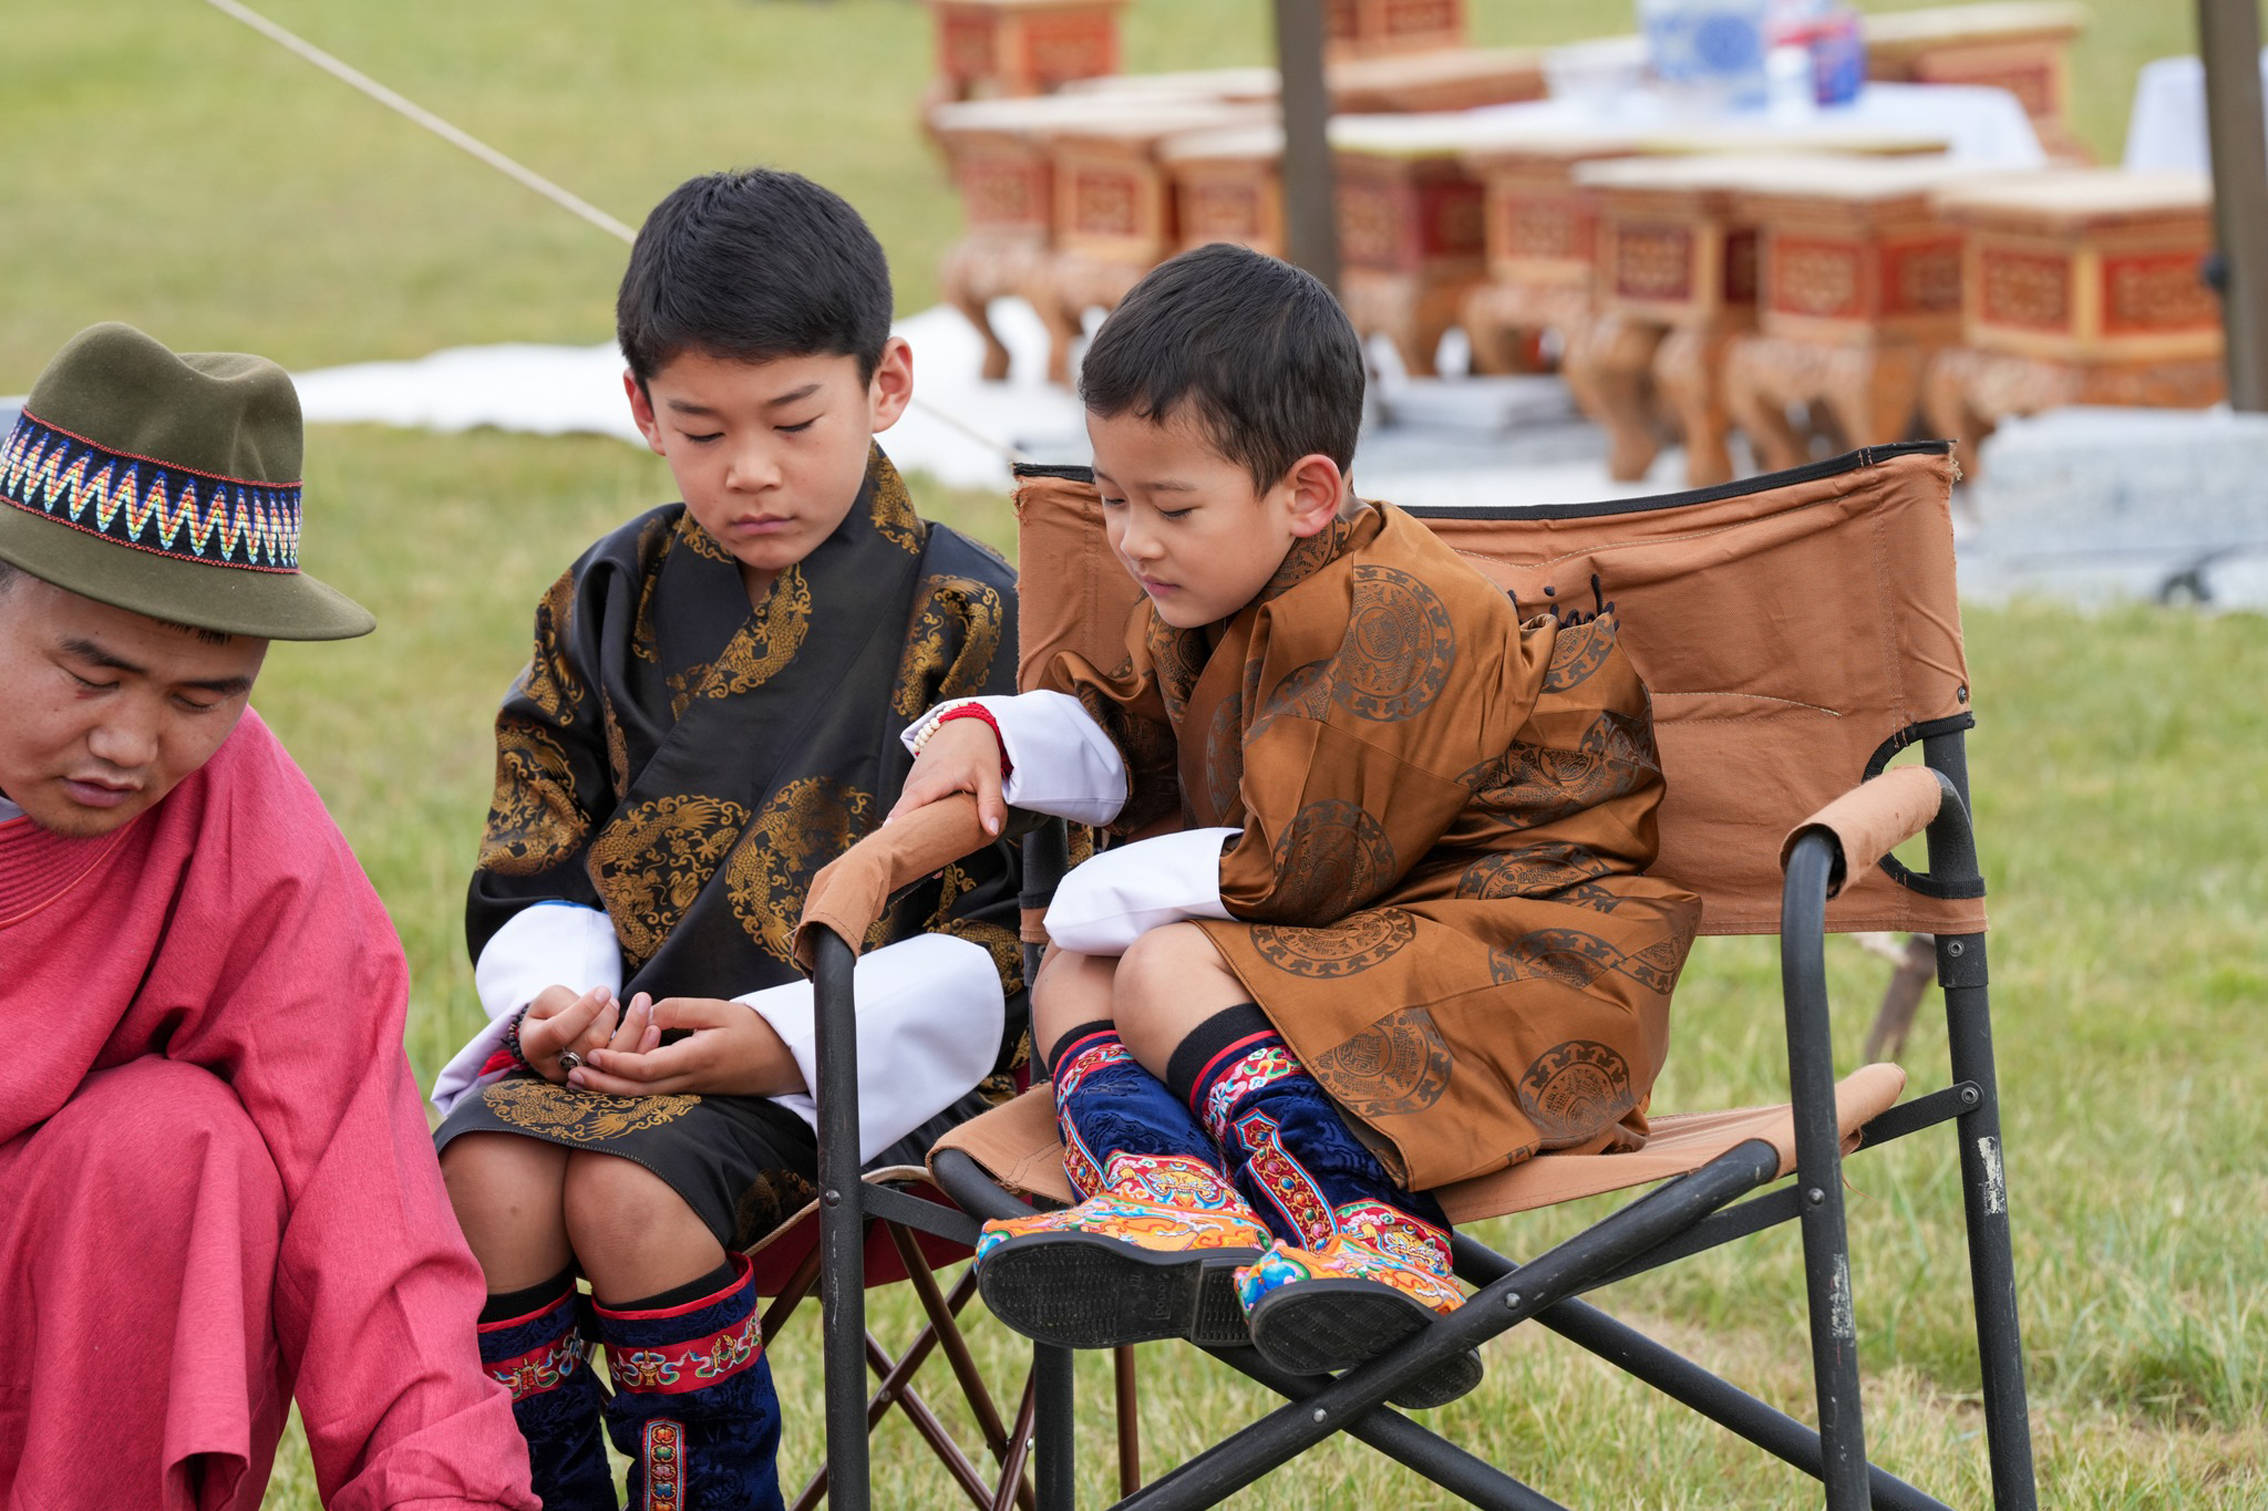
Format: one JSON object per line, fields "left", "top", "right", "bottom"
{"left": 799, "top": 494, "right": 2039, "bottom": 1511}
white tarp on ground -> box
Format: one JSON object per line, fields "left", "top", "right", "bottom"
{"left": 290, "top": 301, "right": 1081, "bottom": 493}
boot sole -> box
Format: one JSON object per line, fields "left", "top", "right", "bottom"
{"left": 978, "top": 1232, "right": 1260, "bottom": 1350}
{"left": 1245, "top": 1279, "right": 1483, "bottom": 1410}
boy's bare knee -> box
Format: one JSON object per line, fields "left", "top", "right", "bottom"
{"left": 1114, "top": 924, "right": 1243, "bottom": 1071}
{"left": 441, "top": 1134, "right": 571, "bottom": 1288}
{"left": 1032, "top": 945, "right": 1117, "bottom": 1057}
{"left": 561, "top": 1152, "right": 684, "bottom": 1252}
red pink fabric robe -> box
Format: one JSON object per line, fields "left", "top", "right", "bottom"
{"left": 0, "top": 710, "right": 535, "bottom": 1511}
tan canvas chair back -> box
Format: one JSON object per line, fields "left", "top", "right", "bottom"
{"left": 1011, "top": 444, "right": 1984, "bottom": 938}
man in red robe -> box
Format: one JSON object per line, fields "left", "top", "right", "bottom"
{"left": 0, "top": 324, "right": 538, "bottom": 1510}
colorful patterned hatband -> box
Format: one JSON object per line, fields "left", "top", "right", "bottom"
{"left": 0, "top": 409, "right": 302, "bottom": 572}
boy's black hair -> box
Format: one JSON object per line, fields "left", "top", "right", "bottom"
{"left": 617, "top": 168, "right": 893, "bottom": 386}
{"left": 1079, "top": 243, "right": 1364, "bottom": 490}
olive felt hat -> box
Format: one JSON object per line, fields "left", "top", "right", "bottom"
{"left": 0, "top": 322, "right": 374, "bottom": 640}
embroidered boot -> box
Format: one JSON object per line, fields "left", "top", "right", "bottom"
{"left": 1171, "top": 1006, "right": 1481, "bottom": 1408}
{"left": 478, "top": 1278, "right": 617, "bottom": 1511}
{"left": 592, "top": 1254, "right": 783, "bottom": 1511}
{"left": 975, "top": 1022, "right": 1270, "bottom": 1349}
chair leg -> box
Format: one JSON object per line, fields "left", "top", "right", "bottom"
{"left": 1784, "top": 851, "right": 1872, "bottom": 1510}
{"left": 1942, "top": 936, "right": 2040, "bottom": 1511}
{"left": 885, "top": 1225, "right": 1028, "bottom": 1498}
{"left": 993, "top": 1370, "right": 1041, "bottom": 1511}
{"left": 1114, "top": 1346, "right": 1142, "bottom": 1497}
{"left": 1032, "top": 1344, "right": 1076, "bottom": 1511}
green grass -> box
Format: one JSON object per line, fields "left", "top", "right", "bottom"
{"left": 7, "top": 1, "right": 2265, "bottom": 1506}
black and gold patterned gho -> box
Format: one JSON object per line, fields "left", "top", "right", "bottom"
{"left": 0, "top": 322, "right": 372, "bottom": 639}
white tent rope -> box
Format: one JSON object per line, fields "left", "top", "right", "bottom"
{"left": 196, "top": 0, "right": 1027, "bottom": 464}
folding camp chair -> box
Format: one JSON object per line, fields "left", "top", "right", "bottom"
{"left": 790, "top": 441, "right": 2037, "bottom": 1510}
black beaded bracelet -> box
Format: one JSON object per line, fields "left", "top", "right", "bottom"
{"left": 501, "top": 1007, "right": 534, "bottom": 1071}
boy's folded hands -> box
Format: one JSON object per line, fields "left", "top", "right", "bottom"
{"left": 564, "top": 993, "right": 806, "bottom": 1099}
{"left": 890, "top": 717, "right": 1009, "bottom": 835}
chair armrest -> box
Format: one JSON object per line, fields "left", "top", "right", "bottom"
{"left": 794, "top": 794, "right": 995, "bottom": 968}
{"left": 1778, "top": 765, "right": 1958, "bottom": 898}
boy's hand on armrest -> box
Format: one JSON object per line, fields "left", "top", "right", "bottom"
{"left": 568, "top": 995, "right": 805, "bottom": 1098}
{"left": 889, "top": 718, "right": 1008, "bottom": 836}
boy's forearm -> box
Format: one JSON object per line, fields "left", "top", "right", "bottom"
{"left": 905, "top": 690, "right": 1127, "bottom": 825}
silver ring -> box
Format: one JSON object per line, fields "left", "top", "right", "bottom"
{"left": 556, "top": 1050, "right": 584, "bottom": 1074}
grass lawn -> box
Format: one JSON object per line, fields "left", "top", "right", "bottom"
{"left": 8, "top": 1, "right": 2264, "bottom": 1506}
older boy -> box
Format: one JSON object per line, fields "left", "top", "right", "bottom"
{"left": 430, "top": 169, "right": 1023, "bottom": 1510}
{"left": 894, "top": 244, "right": 1700, "bottom": 1408}
{"left": 0, "top": 323, "right": 535, "bottom": 1509}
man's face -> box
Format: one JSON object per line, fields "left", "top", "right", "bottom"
{"left": 0, "top": 574, "right": 267, "bottom": 837}
{"left": 625, "top": 340, "right": 913, "bottom": 601}
{"left": 1087, "top": 404, "right": 1338, "bottom": 630}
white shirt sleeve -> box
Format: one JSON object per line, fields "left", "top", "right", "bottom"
{"left": 430, "top": 903, "right": 624, "bottom": 1115}
{"left": 903, "top": 691, "right": 1128, "bottom": 827}
{"left": 1042, "top": 827, "right": 1238, "bottom": 956}
{"left": 738, "top": 931, "right": 1008, "bottom": 1164}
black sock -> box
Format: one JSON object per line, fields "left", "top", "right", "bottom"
{"left": 1044, "top": 1019, "right": 1118, "bottom": 1078}
{"left": 480, "top": 1266, "right": 575, "bottom": 1324}
{"left": 1165, "top": 1003, "right": 1275, "bottom": 1111}
{"left": 605, "top": 1258, "right": 740, "bottom": 1313}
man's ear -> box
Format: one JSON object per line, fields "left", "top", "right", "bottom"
{"left": 623, "top": 371, "right": 666, "bottom": 455}
{"left": 1281, "top": 452, "right": 1346, "bottom": 538}
{"left": 868, "top": 338, "right": 915, "bottom": 433}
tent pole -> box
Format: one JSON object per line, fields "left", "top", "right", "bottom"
{"left": 1272, "top": 0, "right": 1341, "bottom": 294}
{"left": 2198, "top": 0, "right": 2268, "bottom": 411}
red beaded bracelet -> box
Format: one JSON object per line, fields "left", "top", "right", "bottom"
{"left": 935, "top": 703, "right": 1013, "bottom": 780}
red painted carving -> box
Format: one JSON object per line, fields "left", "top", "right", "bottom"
{"left": 1978, "top": 247, "right": 2071, "bottom": 331}
{"left": 1881, "top": 236, "right": 1964, "bottom": 317}
{"left": 1772, "top": 236, "right": 1865, "bottom": 319}
{"left": 1615, "top": 223, "right": 1696, "bottom": 303}
{"left": 2101, "top": 250, "right": 2219, "bottom": 335}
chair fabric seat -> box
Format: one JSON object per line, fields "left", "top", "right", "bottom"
{"left": 928, "top": 1063, "right": 1907, "bottom": 1223}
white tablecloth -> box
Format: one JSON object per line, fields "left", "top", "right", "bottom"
{"left": 1454, "top": 80, "right": 2045, "bottom": 167}
{"left": 2124, "top": 50, "right": 2268, "bottom": 173}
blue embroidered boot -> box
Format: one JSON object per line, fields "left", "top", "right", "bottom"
{"left": 975, "top": 1022, "right": 1270, "bottom": 1349}
{"left": 592, "top": 1253, "right": 783, "bottom": 1511}
{"left": 1172, "top": 1006, "right": 1480, "bottom": 1408}
{"left": 478, "top": 1279, "right": 617, "bottom": 1510}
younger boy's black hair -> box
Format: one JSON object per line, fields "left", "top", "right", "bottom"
{"left": 617, "top": 168, "right": 894, "bottom": 386}
{"left": 1079, "top": 243, "right": 1364, "bottom": 490}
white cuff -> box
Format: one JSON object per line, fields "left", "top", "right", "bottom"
{"left": 432, "top": 903, "right": 624, "bottom": 1115}
{"left": 902, "top": 691, "right": 1128, "bottom": 827}
{"left": 1042, "top": 827, "right": 1237, "bottom": 956}
{"left": 736, "top": 932, "right": 1007, "bottom": 1164}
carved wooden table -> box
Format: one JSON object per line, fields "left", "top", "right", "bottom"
{"left": 1720, "top": 159, "right": 1977, "bottom": 472}
{"left": 1032, "top": 102, "right": 1269, "bottom": 382}
{"left": 1458, "top": 132, "right": 1637, "bottom": 378}
{"left": 1330, "top": 47, "right": 1546, "bottom": 113}
{"left": 1161, "top": 125, "right": 1288, "bottom": 259}
{"left": 1327, "top": 0, "right": 1465, "bottom": 60}
{"left": 1328, "top": 115, "right": 1491, "bottom": 377}
{"left": 924, "top": 0, "right": 1128, "bottom": 103}
{"left": 1864, "top": 1, "right": 2091, "bottom": 163}
{"left": 1923, "top": 170, "right": 2224, "bottom": 475}
{"left": 930, "top": 97, "right": 1072, "bottom": 381}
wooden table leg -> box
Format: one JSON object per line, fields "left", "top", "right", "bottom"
{"left": 1722, "top": 335, "right": 1808, "bottom": 474}
{"left": 1655, "top": 325, "right": 1736, "bottom": 487}
{"left": 1563, "top": 311, "right": 1667, "bottom": 483}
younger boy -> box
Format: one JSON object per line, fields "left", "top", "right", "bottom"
{"left": 893, "top": 243, "right": 1699, "bottom": 1408}
{"left": 431, "top": 169, "right": 1025, "bottom": 1510}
